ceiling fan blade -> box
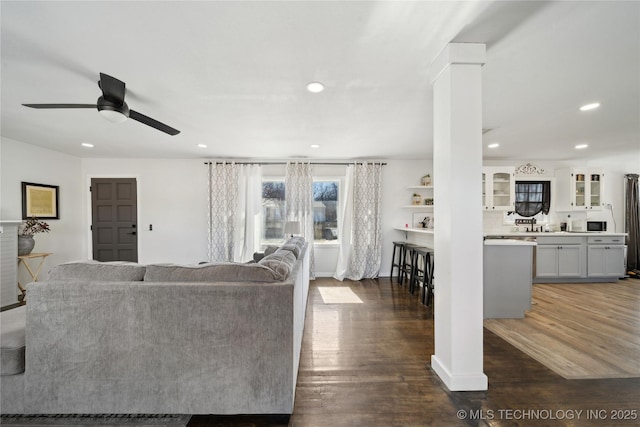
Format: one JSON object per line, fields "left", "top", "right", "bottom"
{"left": 23, "top": 103, "right": 96, "bottom": 109}
{"left": 98, "top": 73, "right": 126, "bottom": 104}
{"left": 129, "top": 110, "right": 180, "bottom": 136}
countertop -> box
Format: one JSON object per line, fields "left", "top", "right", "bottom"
{"left": 395, "top": 228, "right": 626, "bottom": 238}
{"left": 394, "top": 227, "right": 434, "bottom": 234}
{"left": 484, "top": 239, "right": 536, "bottom": 246}
{"left": 484, "top": 231, "right": 627, "bottom": 238}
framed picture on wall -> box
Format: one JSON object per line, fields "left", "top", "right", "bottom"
{"left": 21, "top": 182, "right": 60, "bottom": 219}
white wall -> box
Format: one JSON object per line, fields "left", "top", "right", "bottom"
{"left": 4, "top": 139, "right": 636, "bottom": 281}
{"left": 81, "top": 159, "right": 209, "bottom": 264}
{"left": 380, "top": 159, "right": 434, "bottom": 277}
{"left": 0, "top": 137, "right": 85, "bottom": 284}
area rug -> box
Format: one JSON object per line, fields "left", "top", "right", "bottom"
{"left": 318, "top": 286, "right": 363, "bottom": 304}
{"left": 0, "top": 414, "right": 191, "bottom": 427}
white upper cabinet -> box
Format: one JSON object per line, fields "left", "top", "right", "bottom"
{"left": 556, "top": 168, "right": 605, "bottom": 211}
{"left": 482, "top": 167, "right": 515, "bottom": 211}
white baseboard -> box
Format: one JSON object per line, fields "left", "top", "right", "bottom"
{"left": 431, "top": 355, "right": 488, "bottom": 391}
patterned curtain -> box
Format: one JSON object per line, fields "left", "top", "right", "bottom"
{"left": 335, "top": 162, "right": 383, "bottom": 280}
{"left": 285, "top": 162, "right": 315, "bottom": 278}
{"left": 207, "top": 162, "right": 262, "bottom": 262}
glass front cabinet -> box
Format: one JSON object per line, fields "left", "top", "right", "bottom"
{"left": 557, "top": 168, "right": 604, "bottom": 211}
{"left": 482, "top": 167, "right": 515, "bottom": 210}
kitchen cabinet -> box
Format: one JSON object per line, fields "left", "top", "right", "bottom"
{"left": 536, "top": 244, "right": 584, "bottom": 278}
{"left": 556, "top": 168, "right": 605, "bottom": 211}
{"left": 587, "top": 236, "right": 625, "bottom": 278}
{"left": 487, "top": 232, "right": 626, "bottom": 283}
{"left": 482, "top": 167, "right": 515, "bottom": 211}
{"left": 535, "top": 236, "right": 585, "bottom": 278}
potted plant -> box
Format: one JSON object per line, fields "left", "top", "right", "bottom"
{"left": 421, "top": 174, "right": 432, "bottom": 186}
{"left": 412, "top": 193, "right": 422, "bottom": 205}
{"left": 424, "top": 198, "right": 434, "bottom": 206}
{"left": 18, "top": 217, "right": 50, "bottom": 256}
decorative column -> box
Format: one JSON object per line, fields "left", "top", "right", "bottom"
{"left": 430, "top": 43, "right": 488, "bottom": 391}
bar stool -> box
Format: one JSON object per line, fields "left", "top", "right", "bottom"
{"left": 410, "top": 247, "right": 430, "bottom": 296}
{"left": 421, "top": 249, "right": 435, "bottom": 306}
{"left": 399, "top": 244, "right": 419, "bottom": 286}
{"left": 390, "top": 241, "right": 406, "bottom": 283}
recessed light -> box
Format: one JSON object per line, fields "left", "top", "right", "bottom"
{"left": 81, "top": 143, "right": 94, "bottom": 148}
{"left": 580, "top": 102, "right": 600, "bottom": 111}
{"left": 310, "top": 144, "right": 320, "bottom": 149}
{"left": 487, "top": 143, "right": 500, "bottom": 149}
{"left": 575, "top": 144, "right": 589, "bottom": 149}
{"left": 197, "top": 144, "right": 207, "bottom": 148}
{"left": 306, "top": 82, "right": 325, "bottom": 93}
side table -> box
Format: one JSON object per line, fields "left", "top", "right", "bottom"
{"left": 17, "top": 252, "right": 52, "bottom": 301}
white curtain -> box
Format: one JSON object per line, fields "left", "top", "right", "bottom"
{"left": 334, "top": 165, "right": 354, "bottom": 280}
{"left": 208, "top": 162, "right": 262, "bottom": 262}
{"left": 334, "top": 162, "right": 383, "bottom": 280}
{"left": 285, "top": 162, "right": 315, "bottom": 278}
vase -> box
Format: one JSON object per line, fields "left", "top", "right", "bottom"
{"left": 18, "top": 235, "right": 35, "bottom": 256}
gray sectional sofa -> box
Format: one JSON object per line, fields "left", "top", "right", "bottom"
{"left": 0, "top": 237, "right": 310, "bottom": 415}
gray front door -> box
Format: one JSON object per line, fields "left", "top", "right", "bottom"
{"left": 91, "top": 178, "right": 138, "bottom": 262}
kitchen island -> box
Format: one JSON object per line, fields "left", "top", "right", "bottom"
{"left": 483, "top": 239, "right": 536, "bottom": 318}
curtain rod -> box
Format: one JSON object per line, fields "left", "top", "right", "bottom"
{"left": 203, "top": 161, "right": 387, "bottom": 166}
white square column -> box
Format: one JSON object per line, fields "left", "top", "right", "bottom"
{"left": 430, "top": 43, "right": 488, "bottom": 391}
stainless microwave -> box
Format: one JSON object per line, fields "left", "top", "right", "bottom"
{"left": 587, "top": 221, "right": 607, "bottom": 232}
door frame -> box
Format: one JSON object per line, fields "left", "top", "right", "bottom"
{"left": 85, "top": 175, "right": 141, "bottom": 261}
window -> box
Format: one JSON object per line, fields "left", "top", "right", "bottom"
{"left": 515, "top": 181, "right": 551, "bottom": 217}
{"left": 313, "top": 181, "right": 339, "bottom": 242}
{"left": 262, "top": 181, "right": 285, "bottom": 244}
{"left": 505, "top": 180, "right": 551, "bottom": 224}
{"left": 260, "top": 179, "right": 340, "bottom": 244}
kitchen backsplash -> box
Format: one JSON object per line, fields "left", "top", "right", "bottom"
{"left": 483, "top": 209, "right": 615, "bottom": 234}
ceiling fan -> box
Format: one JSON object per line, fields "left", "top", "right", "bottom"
{"left": 22, "top": 72, "right": 180, "bottom": 136}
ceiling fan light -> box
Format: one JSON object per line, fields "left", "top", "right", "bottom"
{"left": 98, "top": 109, "right": 128, "bottom": 123}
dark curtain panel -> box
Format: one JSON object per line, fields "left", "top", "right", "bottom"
{"left": 515, "top": 181, "right": 551, "bottom": 217}
{"left": 625, "top": 174, "right": 640, "bottom": 272}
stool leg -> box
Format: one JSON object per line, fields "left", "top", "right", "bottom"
{"left": 390, "top": 244, "right": 397, "bottom": 280}
{"left": 425, "top": 253, "right": 434, "bottom": 306}
{"left": 397, "top": 245, "right": 405, "bottom": 284}
{"left": 409, "top": 250, "right": 416, "bottom": 294}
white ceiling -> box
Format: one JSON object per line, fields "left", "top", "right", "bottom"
{"left": 1, "top": 1, "right": 639, "bottom": 161}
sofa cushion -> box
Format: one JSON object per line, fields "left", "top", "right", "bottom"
{"left": 48, "top": 261, "right": 146, "bottom": 282}
{"left": 144, "top": 262, "right": 281, "bottom": 282}
{"left": 258, "top": 249, "right": 297, "bottom": 281}
{"left": 252, "top": 245, "right": 280, "bottom": 262}
{"left": 279, "top": 243, "right": 301, "bottom": 258}
{"left": 283, "top": 237, "right": 305, "bottom": 258}
{"left": 1, "top": 306, "right": 26, "bottom": 376}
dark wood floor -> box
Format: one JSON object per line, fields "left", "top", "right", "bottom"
{"left": 188, "top": 277, "right": 640, "bottom": 426}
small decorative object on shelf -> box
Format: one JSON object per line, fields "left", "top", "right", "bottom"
{"left": 412, "top": 193, "right": 422, "bottom": 205}
{"left": 18, "top": 217, "right": 50, "bottom": 256}
{"left": 424, "top": 198, "right": 434, "bottom": 206}
{"left": 421, "top": 174, "right": 432, "bottom": 186}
